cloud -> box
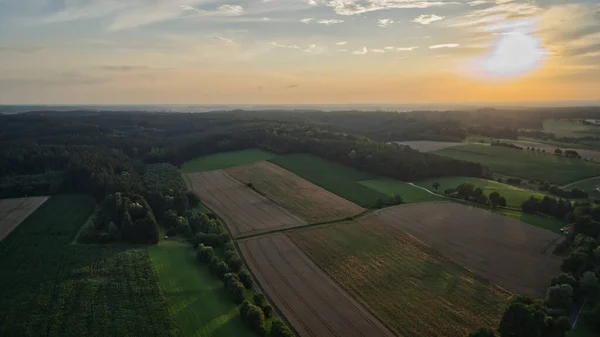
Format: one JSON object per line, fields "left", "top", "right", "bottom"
{"left": 336, "top": 41, "right": 347, "bottom": 45}
{"left": 429, "top": 44, "right": 460, "bottom": 49}
{"left": 384, "top": 46, "right": 395, "bottom": 50}
{"left": 337, "top": 49, "right": 348, "bottom": 52}
{"left": 412, "top": 14, "right": 445, "bottom": 25}
{"left": 305, "top": 0, "right": 321, "bottom": 5}
{"left": 377, "top": 19, "right": 394, "bottom": 27}
{"left": 269, "top": 42, "right": 301, "bottom": 49}
{"left": 286, "top": 84, "right": 299, "bottom": 88}
{"left": 303, "top": 44, "right": 317, "bottom": 52}
{"left": 214, "top": 37, "right": 235, "bottom": 44}
{"left": 397, "top": 46, "right": 419, "bottom": 51}
{"left": 326, "top": 0, "right": 459, "bottom": 16}
{"left": 0, "top": 46, "right": 43, "bottom": 53}
{"left": 215, "top": 5, "right": 244, "bottom": 16}
{"left": 97, "top": 65, "right": 148, "bottom": 72}
{"left": 370, "top": 49, "right": 386, "bottom": 53}
{"left": 318, "top": 19, "right": 344, "bottom": 25}
{"left": 352, "top": 47, "right": 368, "bottom": 55}
{"left": 301, "top": 18, "right": 315, "bottom": 23}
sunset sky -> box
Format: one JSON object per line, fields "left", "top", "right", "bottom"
{"left": 1, "top": 0, "right": 599, "bottom": 104}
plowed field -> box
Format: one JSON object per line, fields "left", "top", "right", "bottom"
{"left": 225, "top": 161, "right": 364, "bottom": 223}
{"left": 0, "top": 196, "right": 48, "bottom": 241}
{"left": 183, "top": 170, "right": 306, "bottom": 238}
{"left": 238, "top": 233, "right": 394, "bottom": 337}
{"left": 376, "top": 202, "right": 562, "bottom": 296}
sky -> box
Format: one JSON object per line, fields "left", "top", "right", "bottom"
{"left": 0, "top": 0, "right": 599, "bottom": 104}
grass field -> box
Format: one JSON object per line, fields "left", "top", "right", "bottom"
{"left": 149, "top": 238, "right": 253, "bottom": 337}
{"left": 289, "top": 218, "right": 512, "bottom": 337}
{"left": 543, "top": 120, "right": 600, "bottom": 138}
{"left": 415, "top": 177, "right": 549, "bottom": 209}
{"left": 0, "top": 195, "right": 179, "bottom": 337}
{"left": 435, "top": 144, "right": 600, "bottom": 185}
{"left": 358, "top": 178, "right": 446, "bottom": 203}
{"left": 269, "top": 154, "right": 389, "bottom": 208}
{"left": 520, "top": 137, "right": 600, "bottom": 151}
{"left": 567, "top": 177, "right": 600, "bottom": 199}
{"left": 181, "top": 149, "right": 276, "bottom": 173}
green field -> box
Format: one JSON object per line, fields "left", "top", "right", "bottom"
{"left": 415, "top": 177, "right": 550, "bottom": 209}
{"left": 289, "top": 219, "right": 512, "bottom": 337}
{"left": 269, "top": 154, "right": 389, "bottom": 207}
{"left": 543, "top": 120, "right": 600, "bottom": 138}
{"left": 519, "top": 137, "right": 600, "bottom": 151}
{"left": 358, "top": 178, "right": 446, "bottom": 203}
{"left": 435, "top": 144, "right": 600, "bottom": 185}
{"left": 495, "top": 209, "right": 566, "bottom": 234}
{"left": 149, "top": 238, "right": 253, "bottom": 337}
{"left": 0, "top": 195, "right": 179, "bottom": 337}
{"left": 566, "top": 177, "right": 600, "bottom": 199}
{"left": 181, "top": 149, "right": 276, "bottom": 173}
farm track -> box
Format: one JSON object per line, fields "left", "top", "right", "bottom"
{"left": 376, "top": 202, "right": 562, "bottom": 296}
{"left": 238, "top": 234, "right": 395, "bottom": 337}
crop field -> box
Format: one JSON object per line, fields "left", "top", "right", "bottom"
{"left": 269, "top": 154, "right": 389, "bottom": 207}
{"left": 543, "top": 119, "right": 600, "bottom": 138}
{"left": 505, "top": 140, "right": 600, "bottom": 162}
{"left": 143, "top": 163, "right": 187, "bottom": 192}
{"left": 225, "top": 161, "right": 364, "bottom": 223}
{"left": 238, "top": 233, "right": 395, "bottom": 337}
{"left": 181, "top": 149, "right": 276, "bottom": 173}
{"left": 289, "top": 218, "right": 512, "bottom": 337}
{"left": 358, "top": 178, "right": 446, "bottom": 203}
{"left": 394, "top": 140, "right": 465, "bottom": 152}
{"left": 376, "top": 202, "right": 562, "bottom": 296}
{"left": 0, "top": 195, "right": 179, "bottom": 337}
{"left": 435, "top": 144, "right": 600, "bottom": 184}
{"left": 149, "top": 238, "right": 250, "bottom": 337}
{"left": 184, "top": 170, "right": 306, "bottom": 237}
{"left": 415, "top": 176, "right": 550, "bottom": 208}
{"left": 0, "top": 196, "right": 48, "bottom": 241}
{"left": 519, "top": 137, "right": 600, "bottom": 150}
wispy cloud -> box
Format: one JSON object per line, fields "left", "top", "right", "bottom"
{"left": 269, "top": 42, "right": 301, "bottom": 49}
{"left": 214, "top": 37, "right": 235, "bottom": 44}
{"left": 97, "top": 65, "right": 148, "bottom": 72}
{"left": 370, "top": 49, "right": 386, "bottom": 53}
{"left": 430, "top": 44, "right": 460, "bottom": 49}
{"left": 377, "top": 19, "right": 394, "bottom": 28}
{"left": 318, "top": 19, "right": 344, "bottom": 25}
{"left": 412, "top": 14, "right": 445, "bottom": 25}
{"left": 336, "top": 41, "right": 347, "bottom": 45}
{"left": 397, "top": 46, "right": 419, "bottom": 51}
{"left": 300, "top": 18, "right": 315, "bottom": 23}
{"left": 303, "top": 44, "right": 317, "bottom": 52}
{"left": 352, "top": 47, "right": 368, "bottom": 55}
{"left": 327, "top": 0, "right": 459, "bottom": 16}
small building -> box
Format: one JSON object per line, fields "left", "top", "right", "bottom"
{"left": 560, "top": 224, "right": 575, "bottom": 235}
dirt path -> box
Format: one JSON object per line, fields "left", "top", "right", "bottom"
{"left": 561, "top": 175, "right": 600, "bottom": 189}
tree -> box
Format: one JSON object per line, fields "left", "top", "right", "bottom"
{"left": 197, "top": 246, "right": 214, "bottom": 263}
{"left": 107, "top": 222, "right": 121, "bottom": 241}
{"left": 269, "top": 318, "right": 294, "bottom": 337}
{"left": 186, "top": 191, "right": 200, "bottom": 207}
{"left": 561, "top": 249, "right": 592, "bottom": 277}
{"left": 546, "top": 284, "right": 574, "bottom": 313}
{"left": 498, "top": 197, "right": 507, "bottom": 207}
{"left": 245, "top": 305, "right": 265, "bottom": 333}
{"left": 227, "top": 255, "right": 243, "bottom": 273}
{"left": 238, "top": 269, "right": 253, "bottom": 289}
{"left": 555, "top": 149, "right": 563, "bottom": 155}
{"left": 579, "top": 271, "right": 600, "bottom": 301}
{"left": 550, "top": 273, "right": 577, "bottom": 288}
{"left": 498, "top": 298, "right": 546, "bottom": 337}
{"left": 393, "top": 194, "right": 403, "bottom": 205}
{"left": 469, "top": 327, "right": 497, "bottom": 337}
{"left": 474, "top": 187, "right": 484, "bottom": 197}
{"left": 489, "top": 192, "right": 501, "bottom": 208}
{"left": 432, "top": 182, "right": 440, "bottom": 191}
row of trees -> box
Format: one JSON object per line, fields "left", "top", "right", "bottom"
{"left": 521, "top": 196, "right": 574, "bottom": 219}
{"left": 443, "top": 183, "right": 507, "bottom": 208}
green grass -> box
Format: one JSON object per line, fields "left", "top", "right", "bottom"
{"left": 435, "top": 144, "right": 600, "bottom": 185}
{"left": 415, "top": 177, "right": 550, "bottom": 209}
{"left": 181, "top": 149, "right": 276, "bottom": 173}
{"left": 495, "top": 209, "right": 566, "bottom": 234}
{"left": 269, "top": 153, "right": 389, "bottom": 207}
{"left": 358, "top": 178, "right": 446, "bottom": 203}
{"left": 289, "top": 219, "right": 512, "bottom": 337}
{"left": 567, "top": 177, "right": 600, "bottom": 199}
{"left": 543, "top": 120, "right": 600, "bottom": 138}
{"left": 519, "top": 137, "right": 600, "bottom": 151}
{"left": 0, "top": 195, "right": 179, "bottom": 337}
{"left": 149, "top": 239, "right": 254, "bottom": 337}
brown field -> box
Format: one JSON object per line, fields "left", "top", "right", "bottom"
{"left": 184, "top": 170, "right": 306, "bottom": 238}
{"left": 394, "top": 140, "right": 465, "bottom": 152}
{"left": 289, "top": 217, "right": 513, "bottom": 337}
{"left": 238, "top": 233, "right": 395, "bottom": 337}
{"left": 507, "top": 140, "right": 600, "bottom": 162}
{"left": 225, "top": 161, "right": 364, "bottom": 223}
{"left": 0, "top": 196, "right": 48, "bottom": 241}
{"left": 376, "top": 202, "right": 562, "bottom": 296}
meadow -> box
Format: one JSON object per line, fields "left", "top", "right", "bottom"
{"left": 0, "top": 195, "right": 179, "bottom": 337}
{"left": 567, "top": 177, "right": 600, "bottom": 199}
{"left": 358, "top": 178, "right": 446, "bottom": 203}
{"left": 289, "top": 218, "right": 512, "bottom": 337}
{"left": 269, "top": 154, "right": 389, "bottom": 208}
{"left": 543, "top": 119, "right": 600, "bottom": 138}
{"left": 435, "top": 144, "right": 600, "bottom": 185}
{"left": 181, "top": 149, "right": 276, "bottom": 173}
{"left": 415, "top": 177, "right": 550, "bottom": 209}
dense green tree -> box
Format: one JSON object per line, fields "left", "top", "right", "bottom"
{"left": 546, "top": 284, "right": 574, "bottom": 313}
{"left": 238, "top": 269, "right": 253, "bottom": 289}
{"left": 269, "top": 318, "right": 294, "bottom": 337}
{"left": 498, "top": 298, "right": 546, "bottom": 337}
{"left": 489, "top": 192, "right": 501, "bottom": 208}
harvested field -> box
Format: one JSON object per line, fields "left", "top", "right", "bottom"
{"left": 394, "top": 140, "right": 464, "bottom": 152}
{"left": 376, "top": 202, "right": 562, "bottom": 296}
{"left": 184, "top": 170, "right": 306, "bottom": 238}
{"left": 238, "top": 233, "right": 395, "bottom": 337}
{"left": 289, "top": 218, "right": 512, "bottom": 337}
{"left": 506, "top": 140, "right": 600, "bottom": 162}
{"left": 0, "top": 196, "right": 48, "bottom": 241}
{"left": 225, "top": 161, "right": 364, "bottom": 223}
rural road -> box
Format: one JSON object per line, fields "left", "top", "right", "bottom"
{"left": 561, "top": 176, "right": 600, "bottom": 189}
{"left": 406, "top": 183, "right": 451, "bottom": 199}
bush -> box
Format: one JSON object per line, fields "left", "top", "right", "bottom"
{"left": 186, "top": 191, "right": 200, "bottom": 207}
{"left": 239, "top": 301, "right": 266, "bottom": 335}
{"left": 196, "top": 232, "right": 219, "bottom": 246}
{"left": 223, "top": 241, "right": 235, "bottom": 251}
{"left": 254, "top": 293, "right": 273, "bottom": 318}
{"left": 197, "top": 245, "right": 214, "bottom": 263}
{"left": 269, "top": 318, "right": 294, "bottom": 337}
{"left": 223, "top": 273, "right": 245, "bottom": 304}
{"left": 238, "top": 269, "right": 253, "bottom": 289}
{"left": 218, "top": 232, "right": 231, "bottom": 245}
{"left": 227, "top": 255, "right": 243, "bottom": 273}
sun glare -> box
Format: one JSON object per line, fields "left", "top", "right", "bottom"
{"left": 478, "top": 31, "right": 546, "bottom": 79}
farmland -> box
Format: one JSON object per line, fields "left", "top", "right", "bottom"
{"left": 0, "top": 196, "right": 48, "bottom": 241}
{"left": 269, "top": 154, "right": 389, "bottom": 207}
{"left": 435, "top": 144, "right": 600, "bottom": 184}
{"left": 358, "top": 178, "right": 446, "bottom": 203}
{"left": 503, "top": 140, "right": 600, "bottom": 162}
{"left": 181, "top": 149, "right": 276, "bottom": 173}
{"left": 225, "top": 161, "right": 364, "bottom": 223}
{"left": 376, "top": 202, "right": 562, "bottom": 296}
{"left": 394, "top": 140, "right": 465, "bottom": 152}
{"left": 289, "top": 218, "right": 512, "bottom": 337}
{"left": 238, "top": 233, "right": 395, "bottom": 337}
{"left": 149, "top": 238, "right": 251, "bottom": 337}
{"left": 566, "top": 176, "right": 600, "bottom": 199}
{"left": 0, "top": 195, "right": 179, "bottom": 337}
{"left": 415, "top": 176, "right": 550, "bottom": 208}
{"left": 183, "top": 170, "right": 306, "bottom": 238}
{"left": 543, "top": 119, "right": 600, "bottom": 138}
